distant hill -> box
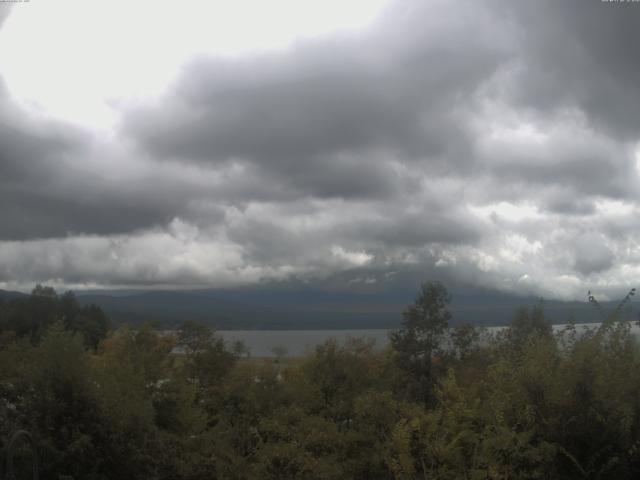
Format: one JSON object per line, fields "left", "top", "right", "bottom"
{"left": 75, "top": 286, "right": 626, "bottom": 330}
{"left": 0, "top": 289, "right": 28, "bottom": 301}
{"left": 3, "top": 283, "right": 631, "bottom": 330}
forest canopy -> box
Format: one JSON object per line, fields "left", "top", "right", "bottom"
{"left": 1, "top": 283, "right": 640, "bottom": 479}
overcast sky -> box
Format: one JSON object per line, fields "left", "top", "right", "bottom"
{"left": 1, "top": 0, "right": 639, "bottom": 299}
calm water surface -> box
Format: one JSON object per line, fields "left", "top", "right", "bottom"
{"left": 218, "top": 322, "right": 640, "bottom": 357}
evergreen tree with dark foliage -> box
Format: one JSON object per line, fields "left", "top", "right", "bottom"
{"left": 506, "top": 300, "right": 552, "bottom": 348}
{"left": 0, "top": 286, "right": 110, "bottom": 349}
{"left": 389, "top": 281, "right": 451, "bottom": 406}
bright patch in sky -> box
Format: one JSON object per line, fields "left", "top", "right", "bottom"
{"left": 331, "top": 246, "right": 373, "bottom": 267}
{"left": 595, "top": 199, "right": 635, "bottom": 217}
{"left": 0, "top": 0, "right": 389, "bottom": 129}
{"left": 469, "top": 202, "right": 541, "bottom": 222}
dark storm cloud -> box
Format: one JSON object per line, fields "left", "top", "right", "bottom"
{"left": 475, "top": 121, "right": 637, "bottom": 200}
{"left": 0, "top": 84, "right": 95, "bottom": 239}
{"left": 0, "top": 180, "right": 191, "bottom": 241}
{"left": 540, "top": 191, "right": 596, "bottom": 217}
{"left": 124, "top": 0, "right": 640, "bottom": 208}
{"left": 339, "top": 202, "right": 483, "bottom": 248}
{"left": 123, "top": 0, "right": 509, "bottom": 199}
{"left": 0, "top": 82, "right": 76, "bottom": 180}
{"left": 496, "top": 0, "right": 640, "bottom": 141}
{"left": 0, "top": 85, "right": 224, "bottom": 240}
{"left": 3, "top": 0, "right": 640, "bottom": 296}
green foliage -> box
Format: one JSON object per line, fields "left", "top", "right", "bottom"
{"left": 0, "top": 285, "right": 109, "bottom": 348}
{"left": 177, "top": 320, "right": 238, "bottom": 409}
{"left": 2, "top": 283, "right": 640, "bottom": 479}
{"left": 449, "top": 323, "right": 482, "bottom": 360}
{"left": 505, "top": 300, "right": 552, "bottom": 348}
{"left": 390, "top": 281, "right": 452, "bottom": 405}
{"left": 300, "top": 337, "right": 379, "bottom": 419}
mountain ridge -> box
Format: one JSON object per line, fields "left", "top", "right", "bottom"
{"left": 4, "top": 285, "right": 632, "bottom": 330}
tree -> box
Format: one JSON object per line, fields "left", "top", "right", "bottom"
{"left": 301, "top": 337, "right": 377, "bottom": 421}
{"left": 177, "top": 320, "right": 215, "bottom": 354}
{"left": 60, "top": 291, "right": 110, "bottom": 349}
{"left": 506, "top": 300, "right": 551, "bottom": 347}
{"left": 390, "top": 281, "right": 451, "bottom": 406}
{"left": 31, "top": 284, "right": 57, "bottom": 299}
{"left": 177, "top": 320, "right": 237, "bottom": 392}
{"left": 450, "top": 323, "right": 481, "bottom": 360}
{"left": 0, "top": 286, "right": 109, "bottom": 347}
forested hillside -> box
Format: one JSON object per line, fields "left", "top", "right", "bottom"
{"left": 1, "top": 283, "right": 640, "bottom": 479}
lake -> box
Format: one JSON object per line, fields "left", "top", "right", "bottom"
{"left": 218, "top": 322, "right": 640, "bottom": 357}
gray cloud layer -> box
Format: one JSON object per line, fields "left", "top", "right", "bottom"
{"left": 1, "top": 0, "right": 640, "bottom": 299}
